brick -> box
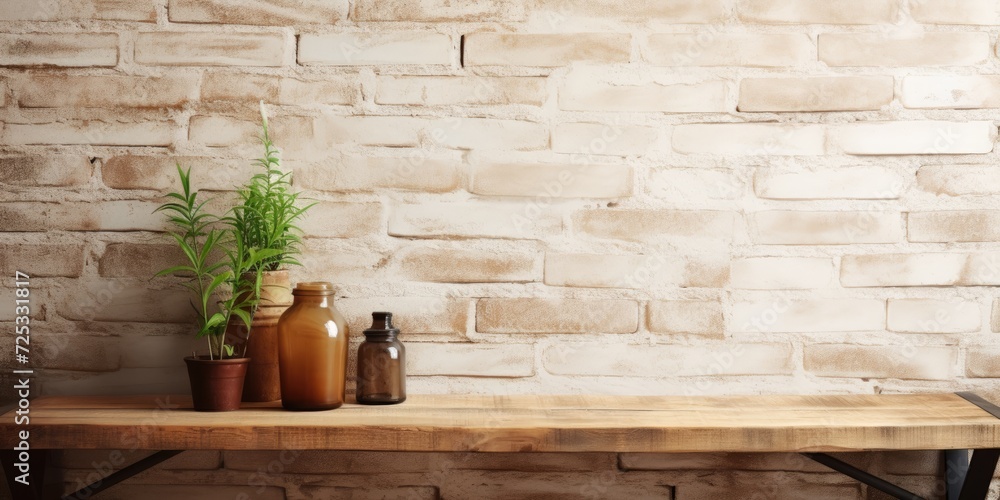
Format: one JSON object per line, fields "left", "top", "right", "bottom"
{"left": 354, "top": 0, "right": 523, "bottom": 21}
{"left": 909, "top": 211, "right": 1000, "bottom": 242}
{"left": 2, "top": 120, "right": 173, "bottom": 147}
{"left": 102, "top": 156, "right": 247, "bottom": 191}
{"left": 968, "top": 346, "right": 1000, "bottom": 377}
{"left": 449, "top": 453, "right": 616, "bottom": 471}
{"left": 320, "top": 115, "right": 424, "bottom": 148}
{"left": 648, "top": 300, "right": 724, "bottom": 336}
{"left": 644, "top": 33, "right": 813, "bottom": 67}
{"left": 388, "top": 202, "right": 561, "bottom": 240}
{"left": 444, "top": 480, "right": 672, "bottom": 500}
{"left": 830, "top": 121, "right": 996, "bottom": 155}
{"left": 408, "top": 343, "right": 533, "bottom": 377}
{"left": 804, "top": 345, "right": 955, "bottom": 380}
{"left": 299, "top": 32, "right": 451, "bottom": 66}
{"left": 620, "top": 452, "right": 848, "bottom": 472}
{"left": 732, "top": 298, "right": 885, "bottom": 333}
{"left": 119, "top": 335, "right": 199, "bottom": 368}
{"left": 574, "top": 209, "right": 734, "bottom": 245}
{"left": 463, "top": 33, "right": 630, "bottom": 67}
{"left": 202, "top": 73, "right": 354, "bottom": 105}
{"left": 41, "top": 366, "right": 189, "bottom": 395}
{"left": 544, "top": 253, "right": 729, "bottom": 289}
{"left": 15, "top": 74, "right": 198, "bottom": 109}
{"left": 918, "top": 165, "right": 1000, "bottom": 196}
{"left": 818, "top": 33, "right": 989, "bottom": 67}
{"left": 552, "top": 123, "right": 661, "bottom": 156}
{"left": 0, "top": 33, "right": 118, "bottom": 67}
{"left": 561, "top": 77, "right": 728, "bottom": 112}
{"left": 299, "top": 486, "right": 437, "bottom": 500}
{"left": 300, "top": 202, "right": 381, "bottom": 238}
{"left": 476, "top": 298, "right": 638, "bottom": 334}
{"left": 0, "top": 201, "right": 163, "bottom": 232}
{"left": 754, "top": 167, "right": 903, "bottom": 200}
{"left": 75, "top": 485, "right": 283, "bottom": 500}
{"left": 292, "top": 156, "right": 461, "bottom": 193}
{"left": 471, "top": 162, "right": 630, "bottom": 198}
{"left": 911, "top": 0, "right": 1000, "bottom": 25}
{"left": 537, "top": 0, "right": 729, "bottom": 22}
{"left": 0, "top": 155, "right": 91, "bottom": 187}
{"left": 393, "top": 247, "right": 538, "bottom": 283}
{"left": 841, "top": 252, "right": 1000, "bottom": 287}
{"left": 678, "top": 479, "right": 856, "bottom": 500}
{"left": 672, "top": 123, "right": 824, "bottom": 155}
{"left": 881, "top": 450, "right": 942, "bottom": 476}
{"left": 0, "top": 288, "right": 44, "bottom": 322}
{"left": 428, "top": 118, "right": 547, "bottom": 150}
{"left": 731, "top": 257, "right": 833, "bottom": 289}
{"left": 99, "top": 243, "right": 185, "bottom": 279}
{"left": 902, "top": 76, "right": 1000, "bottom": 109}
{"left": 0, "top": 243, "right": 84, "bottom": 277}
{"left": 225, "top": 450, "right": 606, "bottom": 473}
{"left": 338, "top": 297, "right": 469, "bottom": 335}
{"left": 187, "top": 115, "right": 257, "bottom": 148}
{"left": 887, "top": 299, "right": 981, "bottom": 333}
{"left": 376, "top": 76, "right": 546, "bottom": 106}
{"left": 0, "top": 0, "right": 156, "bottom": 21}
{"left": 297, "top": 246, "right": 386, "bottom": 284}
{"left": 648, "top": 168, "right": 745, "bottom": 201}
{"left": 738, "top": 76, "right": 893, "bottom": 112}
{"left": 169, "top": 0, "right": 346, "bottom": 25}
{"left": 543, "top": 343, "right": 794, "bottom": 376}
{"left": 750, "top": 211, "right": 903, "bottom": 245}
{"left": 135, "top": 32, "right": 285, "bottom": 67}
{"left": 58, "top": 282, "right": 191, "bottom": 323}
{"left": 36, "top": 335, "right": 119, "bottom": 372}
{"left": 993, "top": 299, "right": 1000, "bottom": 332}
{"left": 55, "top": 450, "right": 220, "bottom": 470}
{"left": 223, "top": 450, "right": 434, "bottom": 473}
{"left": 189, "top": 115, "right": 318, "bottom": 153}
{"left": 739, "top": 0, "right": 899, "bottom": 24}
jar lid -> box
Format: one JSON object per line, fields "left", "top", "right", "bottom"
{"left": 292, "top": 281, "right": 336, "bottom": 296}
{"left": 364, "top": 311, "right": 400, "bottom": 336}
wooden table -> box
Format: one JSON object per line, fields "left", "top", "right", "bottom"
{"left": 2, "top": 392, "right": 999, "bottom": 500}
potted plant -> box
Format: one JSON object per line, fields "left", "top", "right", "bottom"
{"left": 225, "top": 102, "right": 314, "bottom": 402}
{"left": 155, "top": 166, "right": 279, "bottom": 411}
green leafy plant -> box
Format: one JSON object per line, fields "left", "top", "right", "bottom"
{"left": 154, "top": 165, "right": 280, "bottom": 360}
{"left": 154, "top": 103, "right": 310, "bottom": 360}
{"left": 228, "top": 102, "right": 314, "bottom": 276}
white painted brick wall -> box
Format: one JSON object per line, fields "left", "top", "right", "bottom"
{"left": 5, "top": 1, "right": 1000, "bottom": 497}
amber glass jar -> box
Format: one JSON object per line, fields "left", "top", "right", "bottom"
{"left": 356, "top": 312, "right": 406, "bottom": 405}
{"left": 277, "top": 282, "right": 349, "bottom": 411}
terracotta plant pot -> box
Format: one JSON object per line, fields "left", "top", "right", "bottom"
{"left": 184, "top": 356, "right": 251, "bottom": 412}
{"left": 226, "top": 270, "right": 293, "bottom": 402}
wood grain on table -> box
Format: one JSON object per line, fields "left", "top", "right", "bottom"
{"left": 3, "top": 393, "right": 998, "bottom": 453}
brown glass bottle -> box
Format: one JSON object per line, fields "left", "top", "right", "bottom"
{"left": 277, "top": 282, "right": 349, "bottom": 411}
{"left": 356, "top": 312, "right": 406, "bottom": 405}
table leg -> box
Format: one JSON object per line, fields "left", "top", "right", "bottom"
{"left": 61, "top": 450, "right": 183, "bottom": 500}
{"left": 955, "top": 449, "right": 1000, "bottom": 500}
{"left": 1, "top": 448, "right": 47, "bottom": 500}
{"left": 945, "top": 449, "right": 970, "bottom": 500}
{"left": 803, "top": 452, "right": 923, "bottom": 499}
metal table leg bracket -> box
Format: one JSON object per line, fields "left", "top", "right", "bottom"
{"left": 802, "top": 452, "right": 924, "bottom": 500}
{"left": 61, "top": 450, "right": 183, "bottom": 500}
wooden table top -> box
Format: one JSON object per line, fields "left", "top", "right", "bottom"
{"left": 4, "top": 393, "right": 999, "bottom": 453}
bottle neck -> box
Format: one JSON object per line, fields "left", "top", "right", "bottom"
{"left": 363, "top": 332, "right": 398, "bottom": 342}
